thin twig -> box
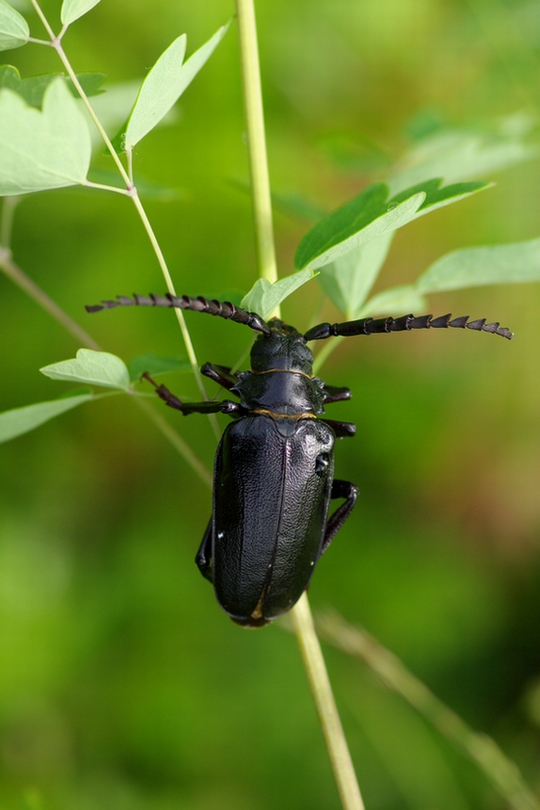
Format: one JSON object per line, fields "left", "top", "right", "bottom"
{"left": 0, "top": 247, "right": 101, "bottom": 351}
{"left": 318, "top": 611, "right": 540, "bottom": 810}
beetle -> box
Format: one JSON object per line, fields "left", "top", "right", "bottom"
{"left": 87, "top": 293, "right": 513, "bottom": 627}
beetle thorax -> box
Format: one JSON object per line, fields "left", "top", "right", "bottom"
{"left": 250, "top": 322, "right": 314, "bottom": 374}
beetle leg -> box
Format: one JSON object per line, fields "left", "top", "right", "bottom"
{"left": 321, "top": 479, "right": 358, "bottom": 553}
{"left": 320, "top": 419, "right": 356, "bottom": 438}
{"left": 195, "top": 519, "right": 213, "bottom": 582}
{"left": 142, "top": 373, "right": 245, "bottom": 416}
{"left": 323, "top": 385, "right": 352, "bottom": 404}
{"left": 201, "top": 362, "right": 240, "bottom": 391}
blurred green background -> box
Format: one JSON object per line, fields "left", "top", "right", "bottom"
{"left": 1, "top": 0, "right": 540, "bottom": 808}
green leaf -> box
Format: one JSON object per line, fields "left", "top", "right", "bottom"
{"left": 0, "top": 0, "right": 28, "bottom": 51}
{"left": 318, "top": 232, "right": 393, "bottom": 318}
{"left": 359, "top": 285, "right": 429, "bottom": 318}
{"left": 0, "top": 77, "right": 91, "bottom": 195}
{"left": 61, "top": 0, "right": 100, "bottom": 25}
{"left": 241, "top": 268, "right": 316, "bottom": 320}
{"left": 40, "top": 350, "right": 130, "bottom": 390}
{"left": 294, "top": 179, "right": 490, "bottom": 272}
{"left": 128, "top": 353, "right": 190, "bottom": 383}
{"left": 0, "top": 394, "right": 92, "bottom": 443}
{"left": 416, "top": 236, "right": 540, "bottom": 293}
{"left": 389, "top": 113, "right": 538, "bottom": 194}
{"left": 122, "top": 23, "right": 229, "bottom": 152}
{"left": 0, "top": 65, "right": 106, "bottom": 108}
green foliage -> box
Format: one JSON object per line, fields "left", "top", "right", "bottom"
{"left": 40, "top": 349, "right": 131, "bottom": 390}
{"left": 60, "top": 0, "right": 101, "bottom": 26}
{"left": 241, "top": 268, "right": 315, "bottom": 319}
{"left": 120, "top": 23, "right": 229, "bottom": 153}
{"left": 294, "top": 179, "right": 490, "bottom": 272}
{"left": 128, "top": 353, "right": 190, "bottom": 382}
{"left": 0, "top": 77, "right": 91, "bottom": 195}
{"left": 417, "top": 237, "right": 540, "bottom": 293}
{"left": 1, "top": 1, "right": 540, "bottom": 808}
{"left": 317, "top": 233, "right": 393, "bottom": 318}
{"left": 0, "top": 0, "right": 28, "bottom": 51}
{"left": 0, "top": 65, "right": 106, "bottom": 107}
{"left": 0, "top": 393, "right": 92, "bottom": 443}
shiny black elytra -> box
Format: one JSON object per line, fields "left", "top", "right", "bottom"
{"left": 87, "top": 293, "right": 513, "bottom": 627}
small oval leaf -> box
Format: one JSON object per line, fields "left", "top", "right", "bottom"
{"left": 0, "top": 393, "right": 92, "bottom": 443}
{"left": 40, "top": 349, "right": 130, "bottom": 390}
{"left": 61, "top": 0, "right": 101, "bottom": 25}
{"left": 241, "top": 268, "right": 315, "bottom": 320}
{"left": 0, "top": 0, "right": 29, "bottom": 51}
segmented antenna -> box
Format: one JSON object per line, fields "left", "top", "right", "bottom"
{"left": 85, "top": 293, "right": 271, "bottom": 335}
{"left": 304, "top": 313, "right": 514, "bottom": 341}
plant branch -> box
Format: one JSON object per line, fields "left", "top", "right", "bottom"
{"left": 235, "top": 3, "right": 364, "bottom": 808}
{"left": 28, "top": 0, "right": 219, "bottom": 438}
{"left": 0, "top": 246, "right": 101, "bottom": 351}
{"left": 291, "top": 596, "right": 366, "bottom": 810}
{"left": 236, "top": 0, "right": 277, "bottom": 288}
{"left": 318, "top": 611, "right": 540, "bottom": 810}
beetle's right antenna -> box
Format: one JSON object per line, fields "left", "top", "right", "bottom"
{"left": 304, "top": 313, "right": 514, "bottom": 341}
{"left": 86, "top": 293, "right": 271, "bottom": 336}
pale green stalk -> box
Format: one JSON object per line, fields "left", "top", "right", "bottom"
{"left": 236, "top": 0, "right": 277, "bottom": 288}
{"left": 319, "top": 611, "right": 540, "bottom": 810}
{"left": 235, "top": 3, "right": 365, "bottom": 808}
{"left": 29, "top": 0, "right": 220, "bottom": 439}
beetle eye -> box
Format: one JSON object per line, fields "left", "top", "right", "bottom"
{"left": 315, "top": 453, "right": 329, "bottom": 474}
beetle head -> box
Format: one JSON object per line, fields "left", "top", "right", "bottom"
{"left": 250, "top": 319, "right": 314, "bottom": 374}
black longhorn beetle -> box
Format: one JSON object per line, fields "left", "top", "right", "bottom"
{"left": 87, "top": 293, "right": 513, "bottom": 627}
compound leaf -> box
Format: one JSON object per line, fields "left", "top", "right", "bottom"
{"left": 0, "top": 393, "right": 92, "bottom": 443}
{"left": 0, "top": 77, "right": 91, "bottom": 195}
{"left": 40, "top": 350, "right": 130, "bottom": 390}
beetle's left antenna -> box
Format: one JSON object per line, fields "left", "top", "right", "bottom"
{"left": 86, "top": 293, "right": 271, "bottom": 335}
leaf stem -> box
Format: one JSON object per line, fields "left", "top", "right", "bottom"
{"left": 28, "top": 0, "right": 219, "bottom": 439}
{"left": 235, "top": 3, "right": 364, "bottom": 808}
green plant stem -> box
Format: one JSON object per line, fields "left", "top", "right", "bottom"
{"left": 291, "top": 596, "right": 366, "bottom": 810}
{"left": 134, "top": 396, "right": 212, "bottom": 488}
{"left": 0, "top": 246, "right": 101, "bottom": 350}
{"left": 235, "top": 3, "right": 364, "bottom": 809}
{"left": 313, "top": 335, "right": 343, "bottom": 376}
{"left": 236, "top": 0, "right": 277, "bottom": 287}
{"left": 0, "top": 242, "right": 212, "bottom": 485}
{"left": 29, "top": 0, "right": 220, "bottom": 440}
{"left": 318, "top": 611, "right": 540, "bottom": 810}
